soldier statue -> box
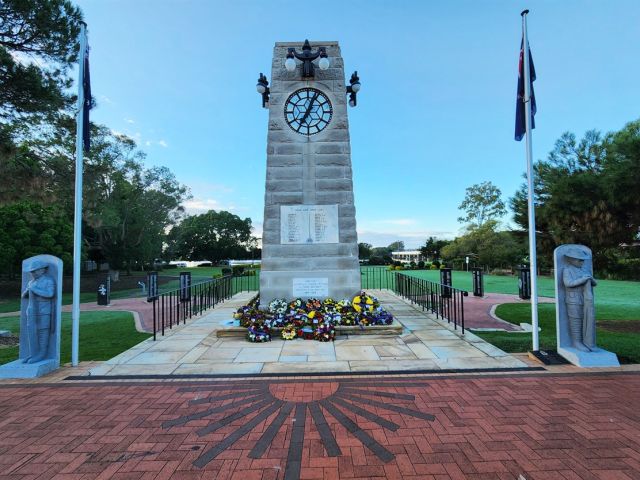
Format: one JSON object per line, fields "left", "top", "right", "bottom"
{"left": 562, "top": 247, "right": 597, "bottom": 352}
{"left": 21, "top": 260, "right": 56, "bottom": 363}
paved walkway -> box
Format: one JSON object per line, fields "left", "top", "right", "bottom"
{"left": 463, "top": 293, "right": 555, "bottom": 332}
{"left": 85, "top": 291, "right": 528, "bottom": 377}
{"left": 1, "top": 372, "right": 638, "bottom": 479}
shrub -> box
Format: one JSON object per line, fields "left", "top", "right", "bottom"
{"left": 232, "top": 265, "right": 245, "bottom": 276}
{"left": 221, "top": 267, "right": 232, "bottom": 276}
{"left": 417, "top": 261, "right": 425, "bottom": 269}
{"left": 430, "top": 264, "right": 438, "bottom": 270}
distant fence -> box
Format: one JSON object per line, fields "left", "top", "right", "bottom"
{"left": 393, "top": 272, "right": 468, "bottom": 333}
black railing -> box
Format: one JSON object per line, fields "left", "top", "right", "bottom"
{"left": 231, "top": 274, "right": 260, "bottom": 294}
{"left": 393, "top": 272, "right": 468, "bottom": 333}
{"left": 360, "top": 267, "right": 396, "bottom": 289}
{"left": 151, "top": 275, "right": 233, "bottom": 340}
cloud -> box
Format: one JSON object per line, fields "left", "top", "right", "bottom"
{"left": 99, "top": 95, "right": 114, "bottom": 105}
{"left": 124, "top": 118, "right": 135, "bottom": 124}
{"left": 158, "top": 140, "right": 168, "bottom": 148}
{"left": 145, "top": 140, "right": 152, "bottom": 147}
{"left": 183, "top": 197, "right": 246, "bottom": 215}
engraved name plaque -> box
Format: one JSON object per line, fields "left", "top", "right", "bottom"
{"left": 280, "top": 205, "right": 339, "bottom": 244}
{"left": 292, "top": 278, "right": 329, "bottom": 298}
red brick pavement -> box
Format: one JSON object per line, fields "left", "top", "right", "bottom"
{"left": 0, "top": 373, "right": 639, "bottom": 480}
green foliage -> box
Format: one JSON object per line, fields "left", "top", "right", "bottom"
{"left": 510, "top": 121, "right": 640, "bottom": 277}
{"left": 0, "top": 200, "right": 72, "bottom": 276}
{"left": 457, "top": 181, "right": 506, "bottom": 227}
{"left": 441, "top": 221, "right": 525, "bottom": 270}
{"left": 387, "top": 241, "right": 405, "bottom": 252}
{"left": 0, "top": 0, "right": 82, "bottom": 124}
{"left": 166, "top": 210, "right": 255, "bottom": 263}
{"left": 358, "top": 242, "right": 372, "bottom": 259}
{"left": 419, "top": 236, "right": 451, "bottom": 261}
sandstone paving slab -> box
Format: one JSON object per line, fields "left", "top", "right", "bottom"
{"left": 179, "top": 345, "right": 209, "bottom": 364}
{"left": 374, "top": 344, "right": 417, "bottom": 359}
{"left": 281, "top": 341, "right": 334, "bottom": 356}
{"left": 406, "top": 343, "right": 438, "bottom": 359}
{"left": 196, "top": 346, "right": 242, "bottom": 362}
{"left": 103, "top": 363, "right": 178, "bottom": 375}
{"left": 127, "top": 350, "right": 192, "bottom": 365}
{"left": 234, "top": 347, "right": 282, "bottom": 363}
{"left": 335, "top": 345, "right": 380, "bottom": 361}
{"left": 307, "top": 354, "right": 337, "bottom": 362}
{"left": 429, "top": 345, "right": 487, "bottom": 359}
{"left": 278, "top": 355, "right": 307, "bottom": 362}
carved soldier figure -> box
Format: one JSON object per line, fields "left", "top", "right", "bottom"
{"left": 21, "top": 260, "right": 56, "bottom": 363}
{"left": 562, "top": 247, "right": 597, "bottom": 352}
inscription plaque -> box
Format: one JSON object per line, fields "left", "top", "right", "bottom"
{"left": 281, "top": 205, "right": 339, "bottom": 244}
{"left": 292, "top": 278, "right": 329, "bottom": 298}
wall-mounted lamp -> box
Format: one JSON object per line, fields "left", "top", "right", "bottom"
{"left": 256, "top": 72, "right": 270, "bottom": 108}
{"left": 346, "top": 71, "right": 361, "bottom": 107}
{"left": 284, "top": 39, "right": 329, "bottom": 78}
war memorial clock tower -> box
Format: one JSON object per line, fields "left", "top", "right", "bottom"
{"left": 257, "top": 40, "right": 362, "bottom": 307}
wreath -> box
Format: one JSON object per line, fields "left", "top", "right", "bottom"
{"left": 306, "top": 298, "right": 322, "bottom": 311}
{"left": 246, "top": 324, "right": 271, "bottom": 343}
{"left": 281, "top": 324, "right": 297, "bottom": 340}
{"left": 352, "top": 291, "right": 378, "bottom": 313}
{"left": 315, "top": 323, "right": 336, "bottom": 342}
{"left": 289, "top": 298, "right": 304, "bottom": 311}
{"left": 269, "top": 298, "right": 288, "bottom": 315}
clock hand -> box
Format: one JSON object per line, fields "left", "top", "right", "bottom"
{"left": 300, "top": 92, "right": 319, "bottom": 125}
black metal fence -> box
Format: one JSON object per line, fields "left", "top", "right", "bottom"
{"left": 393, "top": 272, "right": 468, "bottom": 333}
{"left": 151, "top": 275, "right": 233, "bottom": 340}
{"left": 360, "top": 267, "right": 396, "bottom": 289}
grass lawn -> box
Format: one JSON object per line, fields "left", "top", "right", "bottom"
{"left": 475, "top": 303, "right": 640, "bottom": 364}
{"left": 0, "top": 311, "right": 151, "bottom": 366}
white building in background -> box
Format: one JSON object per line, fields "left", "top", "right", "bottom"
{"left": 391, "top": 250, "right": 425, "bottom": 264}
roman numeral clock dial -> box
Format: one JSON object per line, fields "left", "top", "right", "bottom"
{"left": 284, "top": 88, "right": 333, "bottom": 136}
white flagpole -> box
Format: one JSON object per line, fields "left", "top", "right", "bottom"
{"left": 71, "top": 22, "right": 87, "bottom": 366}
{"left": 521, "top": 10, "right": 540, "bottom": 351}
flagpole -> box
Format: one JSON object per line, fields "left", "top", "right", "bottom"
{"left": 521, "top": 9, "right": 540, "bottom": 352}
{"left": 71, "top": 22, "right": 87, "bottom": 367}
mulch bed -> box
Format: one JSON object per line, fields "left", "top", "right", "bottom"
{"left": 598, "top": 320, "right": 640, "bottom": 333}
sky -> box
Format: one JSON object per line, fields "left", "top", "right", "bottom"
{"left": 74, "top": 0, "right": 640, "bottom": 249}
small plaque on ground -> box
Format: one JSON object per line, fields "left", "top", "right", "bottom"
{"left": 292, "top": 278, "right": 329, "bottom": 298}
{"left": 280, "top": 205, "right": 339, "bottom": 244}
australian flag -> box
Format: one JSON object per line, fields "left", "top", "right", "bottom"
{"left": 515, "top": 39, "right": 536, "bottom": 141}
{"left": 82, "top": 44, "right": 91, "bottom": 152}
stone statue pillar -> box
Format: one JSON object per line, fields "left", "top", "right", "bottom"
{"left": 259, "top": 41, "right": 361, "bottom": 307}
{"left": 0, "top": 255, "right": 63, "bottom": 378}
{"left": 554, "top": 245, "right": 619, "bottom": 367}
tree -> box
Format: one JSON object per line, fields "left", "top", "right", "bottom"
{"left": 0, "top": 0, "right": 82, "bottom": 125}
{"left": 457, "top": 181, "right": 506, "bottom": 227}
{"left": 419, "top": 236, "right": 451, "bottom": 260}
{"left": 441, "top": 221, "right": 525, "bottom": 271}
{"left": 510, "top": 125, "right": 639, "bottom": 273}
{"left": 387, "top": 241, "right": 405, "bottom": 252}
{"left": 358, "top": 242, "right": 372, "bottom": 259}
{"left": 0, "top": 200, "right": 73, "bottom": 277}
{"left": 166, "top": 210, "right": 254, "bottom": 263}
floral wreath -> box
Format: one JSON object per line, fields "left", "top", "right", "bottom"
{"left": 352, "top": 291, "right": 378, "bottom": 313}
{"left": 246, "top": 324, "right": 271, "bottom": 343}
{"left": 281, "top": 324, "right": 297, "bottom": 340}
{"left": 315, "top": 323, "right": 336, "bottom": 342}
{"left": 269, "top": 298, "right": 288, "bottom": 315}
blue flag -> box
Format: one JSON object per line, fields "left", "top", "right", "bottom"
{"left": 82, "top": 44, "right": 91, "bottom": 152}
{"left": 515, "top": 39, "right": 536, "bottom": 141}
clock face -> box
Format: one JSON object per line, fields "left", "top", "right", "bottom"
{"left": 284, "top": 88, "right": 333, "bottom": 136}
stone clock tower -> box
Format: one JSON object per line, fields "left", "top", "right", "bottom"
{"left": 259, "top": 40, "right": 361, "bottom": 306}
